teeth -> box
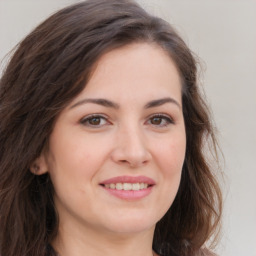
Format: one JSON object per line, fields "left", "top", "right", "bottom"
{"left": 104, "top": 183, "right": 149, "bottom": 190}
{"left": 116, "top": 183, "right": 122, "bottom": 190}
{"left": 110, "top": 183, "right": 115, "bottom": 189}
{"left": 123, "top": 183, "right": 132, "bottom": 190}
{"left": 132, "top": 183, "right": 140, "bottom": 190}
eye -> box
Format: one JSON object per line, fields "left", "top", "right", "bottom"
{"left": 147, "top": 114, "right": 174, "bottom": 127}
{"left": 80, "top": 114, "right": 110, "bottom": 127}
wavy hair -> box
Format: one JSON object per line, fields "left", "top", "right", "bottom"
{"left": 0, "top": 1, "right": 222, "bottom": 255}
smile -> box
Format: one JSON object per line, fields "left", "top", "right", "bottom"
{"left": 103, "top": 183, "right": 149, "bottom": 190}
{"left": 100, "top": 176, "right": 155, "bottom": 200}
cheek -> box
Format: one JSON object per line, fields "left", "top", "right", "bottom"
{"left": 46, "top": 139, "right": 100, "bottom": 211}
{"left": 156, "top": 132, "right": 186, "bottom": 173}
{"left": 47, "top": 131, "right": 112, "bottom": 192}
{"left": 152, "top": 131, "right": 186, "bottom": 203}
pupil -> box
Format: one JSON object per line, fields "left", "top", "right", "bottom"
{"left": 152, "top": 117, "right": 161, "bottom": 125}
{"left": 90, "top": 117, "right": 100, "bottom": 125}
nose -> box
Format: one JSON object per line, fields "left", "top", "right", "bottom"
{"left": 111, "top": 125, "right": 152, "bottom": 168}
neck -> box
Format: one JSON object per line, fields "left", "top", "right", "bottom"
{"left": 52, "top": 219, "right": 156, "bottom": 256}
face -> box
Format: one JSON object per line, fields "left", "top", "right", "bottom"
{"left": 38, "top": 43, "right": 186, "bottom": 237}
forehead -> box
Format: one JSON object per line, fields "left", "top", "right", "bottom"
{"left": 72, "top": 43, "right": 182, "bottom": 104}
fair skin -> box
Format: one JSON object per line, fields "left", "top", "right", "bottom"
{"left": 33, "top": 43, "right": 186, "bottom": 256}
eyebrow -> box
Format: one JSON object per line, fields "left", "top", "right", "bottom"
{"left": 70, "top": 98, "right": 120, "bottom": 109}
{"left": 70, "top": 97, "right": 181, "bottom": 109}
{"left": 144, "top": 97, "right": 181, "bottom": 109}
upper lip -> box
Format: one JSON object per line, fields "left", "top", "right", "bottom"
{"left": 100, "top": 175, "right": 156, "bottom": 185}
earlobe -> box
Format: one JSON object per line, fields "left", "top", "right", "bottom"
{"left": 30, "top": 154, "right": 48, "bottom": 175}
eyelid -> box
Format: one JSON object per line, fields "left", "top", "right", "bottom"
{"left": 79, "top": 113, "right": 174, "bottom": 128}
{"left": 80, "top": 114, "right": 111, "bottom": 127}
{"left": 146, "top": 113, "right": 175, "bottom": 126}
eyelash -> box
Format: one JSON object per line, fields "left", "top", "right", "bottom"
{"left": 80, "top": 113, "right": 174, "bottom": 128}
{"left": 147, "top": 114, "right": 174, "bottom": 127}
{"left": 80, "top": 114, "right": 110, "bottom": 127}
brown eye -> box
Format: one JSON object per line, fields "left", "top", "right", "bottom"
{"left": 151, "top": 117, "right": 162, "bottom": 125}
{"left": 88, "top": 117, "right": 101, "bottom": 125}
{"left": 80, "top": 115, "right": 109, "bottom": 127}
{"left": 148, "top": 114, "right": 174, "bottom": 127}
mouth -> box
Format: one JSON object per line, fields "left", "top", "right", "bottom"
{"left": 99, "top": 176, "right": 155, "bottom": 200}
{"left": 100, "top": 182, "right": 153, "bottom": 191}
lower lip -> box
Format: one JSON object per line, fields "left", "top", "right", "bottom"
{"left": 101, "top": 186, "right": 153, "bottom": 200}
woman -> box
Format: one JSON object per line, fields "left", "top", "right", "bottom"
{"left": 0, "top": 0, "right": 222, "bottom": 256}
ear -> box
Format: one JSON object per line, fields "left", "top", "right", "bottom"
{"left": 30, "top": 154, "right": 48, "bottom": 175}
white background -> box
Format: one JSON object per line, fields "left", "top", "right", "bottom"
{"left": 0, "top": 1, "right": 255, "bottom": 255}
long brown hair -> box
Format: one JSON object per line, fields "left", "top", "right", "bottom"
{"left": 0, "top": 1, "right": 222, "bottom": 255}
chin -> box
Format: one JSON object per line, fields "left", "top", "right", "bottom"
{"left": 102, "top": 214, "right": 157, "bottom": 234}
{"left": 108, "top": 223, "right": 155, "bottom": 235}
